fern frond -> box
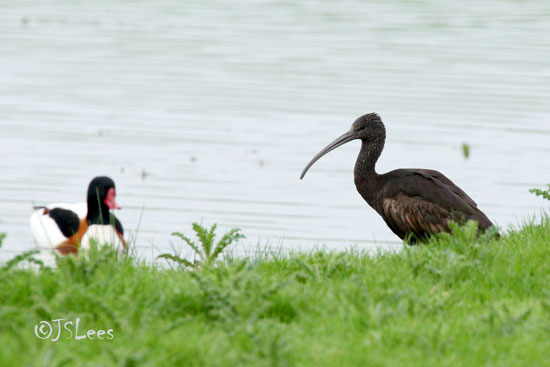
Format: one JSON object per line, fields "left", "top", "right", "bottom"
{"left": 171, "top": 231, "right": 203, "bottom": 260}
{"left": 212, "top": 228, "right": 245, "bottom": 261}
{"left": 529, "top": 184, "right": 550, "bottom": 201}
{"left": 192, "top": 223, "right": 216, "bottom": 258}
{"left": 156, "top": 254, "right": 195, "bottom": 268}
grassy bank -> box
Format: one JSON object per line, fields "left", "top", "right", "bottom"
{"left": 1, "top": 218, "right": 550, "bottom": 367}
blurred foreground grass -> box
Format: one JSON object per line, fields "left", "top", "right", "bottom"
{"left": 1, "top": 217, "right": 550, "bottom": 367}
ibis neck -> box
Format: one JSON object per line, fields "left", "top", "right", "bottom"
{"left": 354, "top": 138, "right": 384, "bottom": 182}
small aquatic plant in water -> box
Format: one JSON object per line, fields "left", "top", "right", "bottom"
{"left": 461, "top": 143, "right": 470, "bottom": 160}
{"left": 529, "top": 184, "right": 550, "bottom": 201}
{"left": 158, "top": 223, "right": 245, "bottom": 268}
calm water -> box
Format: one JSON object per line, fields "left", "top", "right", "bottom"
{"left": 1, "top": 0, "right": 549, "bottom": 261}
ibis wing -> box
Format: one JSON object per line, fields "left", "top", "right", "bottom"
{"left": 382, "top": 193, "right": 454, "bottom": 241}
{"left": 408, "top": 169, "right": 494, "bottom": 230}
{"left": 415, "top": 169, "right": 478, "bottom": 208}
{"left": 383, "top": 169, "right": 482, "bottom": 217}
{"left": 379, "top": 169, "right": 494, "bottom": 239}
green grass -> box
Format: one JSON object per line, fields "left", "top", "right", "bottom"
{"left": 1, "top": 217, "right": 550, "bottom": 367}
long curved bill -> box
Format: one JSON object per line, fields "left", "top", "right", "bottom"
{"left": 300, "top": 130, "right": 358, "bottom": 179}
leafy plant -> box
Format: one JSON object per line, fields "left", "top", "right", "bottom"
{"left": 529, "top": 184, "right": 550, "bottom": 201}
{"left": 158, "top": 223, "right": 245, "bottom": 268}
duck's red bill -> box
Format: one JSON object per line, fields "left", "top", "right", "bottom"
{"left": 104, "top": 188, "right": 121, "bottom": 210}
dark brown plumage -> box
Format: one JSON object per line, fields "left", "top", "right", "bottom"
{"left": 300, "top": 113, "right": 495, "bottom": 243}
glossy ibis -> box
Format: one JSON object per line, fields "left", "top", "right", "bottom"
{"left": 30, "top": 176, "right": 126, "bottom": 266}
{"left": 300, "top": 113, "right": 495, "bottom": 243}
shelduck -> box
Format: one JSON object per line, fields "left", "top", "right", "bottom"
{"left": 30, "top": 176, "right": 126, "bottom": 266}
